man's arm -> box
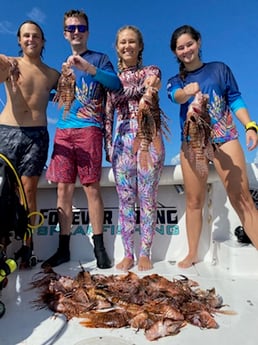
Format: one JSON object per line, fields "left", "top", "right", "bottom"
{"left": 0, "top": 54, "right": 12, "bottom": 83}
{"left": 66, "top": 55, "right": 121, "bottom": 91}
{"left": 93, "top": 68, "right": 121, "bottom": 90}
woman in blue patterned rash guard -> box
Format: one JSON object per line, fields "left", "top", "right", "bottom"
{"left": 167, "top": 25, "right": 258, "bottom": 268}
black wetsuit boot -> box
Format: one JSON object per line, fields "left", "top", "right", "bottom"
{"left": 92, "top": 234, "right": 112, "bottom": 269}
{"left": 41, "top": 234, "right": 70, "bottom": 268}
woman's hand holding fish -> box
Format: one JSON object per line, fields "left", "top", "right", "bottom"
{"left": 183, "top": 82, "right": 200, "bottom": 97}
{"left": 174, "top": 82, "right": 200, "bottom": 104}
{"left": 144, "top": 75, "right": 161, "bottom": 91}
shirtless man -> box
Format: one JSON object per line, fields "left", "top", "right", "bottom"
{"left": 0, "top": 20, "right": 59, "bottom": 266}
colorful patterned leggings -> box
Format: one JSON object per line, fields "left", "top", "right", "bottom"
{"left": 112, "top": 120, "right": 165, "bottom": 258}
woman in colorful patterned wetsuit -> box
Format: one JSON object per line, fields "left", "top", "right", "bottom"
{"left": 167, "top": 25, "right": 258, "bottom": 268}
{"left": 105, "top": 26, "right": 165, "bottom": 271}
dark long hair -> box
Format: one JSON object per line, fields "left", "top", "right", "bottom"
{"left": 17, "top": 20, "right": 46, "bottom": 58}
{"left": 170, "top": 25, "right": 201, "bottom": 80}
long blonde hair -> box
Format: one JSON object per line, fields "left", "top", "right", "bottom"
{"left": 115, "top": 25, "right": 144, "bottom": 72}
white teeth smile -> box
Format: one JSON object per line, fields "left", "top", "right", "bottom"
{"left": 183, "top": 53, "right": 193, "bottom": 59}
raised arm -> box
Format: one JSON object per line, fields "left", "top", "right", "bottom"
{"left": 0, "top": 54, "right": 12, "bottom": 83}
{"left": 66, "top": 54, "right": 121, "bottom": 90}
{"left": 173, "top": 82, "right": 200, "bottom": 104}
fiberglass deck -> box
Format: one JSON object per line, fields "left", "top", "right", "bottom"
{"left": 0, "top": 240, "right": 258, "bottom": 345}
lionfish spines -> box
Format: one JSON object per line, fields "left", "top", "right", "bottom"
{"left": 184, "top": 91, "right": 215, "bottom": 178}
{"left": 8, "top": 58, "right": 20, "bottom": 92}
{"left": 134, "top": 87, "right": 169, "bottom": 169}
{"left": 53, "top": 63, "right": 76, "bottom": 117}
{"left": 31, "top": 268, "right": 232, "bottom": 341}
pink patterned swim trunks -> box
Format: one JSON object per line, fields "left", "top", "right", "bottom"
{"left": 46, "top": 126, "right": 103, "bottom": 184}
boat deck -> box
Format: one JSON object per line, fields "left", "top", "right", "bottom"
{"left": 1, "top": 165, "right": 258, "bottom": 344}
{"left": 0, "top": 242, "right": 257, "bottom": 345}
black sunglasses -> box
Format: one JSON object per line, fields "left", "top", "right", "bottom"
{"left": 64, "top": 25, "right": 88, "bottom": 33}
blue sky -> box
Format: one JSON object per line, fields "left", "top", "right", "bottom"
{"left": 0, "top": 0, "right": 257, "bottom": 166}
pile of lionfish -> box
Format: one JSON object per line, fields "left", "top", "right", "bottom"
{"left": 184, "top": 91, "right": 216, "bottom": 178}
{"left": 31, "top": 267, "right": 234, "bottom": 341}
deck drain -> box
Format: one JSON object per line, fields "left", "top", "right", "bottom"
{"left": 74, "top": 336, "right": 133, "bottom": 345}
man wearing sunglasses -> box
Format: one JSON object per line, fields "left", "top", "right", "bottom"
{"left": 42, "top": 9, "right": 121, "bottom": 269}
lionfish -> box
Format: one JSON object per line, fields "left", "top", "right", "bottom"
{"left": 133, "top": 86, "right": 170, "bottom": 169}
{"left": 183, "top": 91, "right": 216, "bottom": 178}
{"left": 53, "top": 63, "right": 76, "bottom": 117}
{"left": 7, "top": 58, "right": 20, "bottom": 92}
{"left": 31, "top": 267, "right": 235, "bottom": 342}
